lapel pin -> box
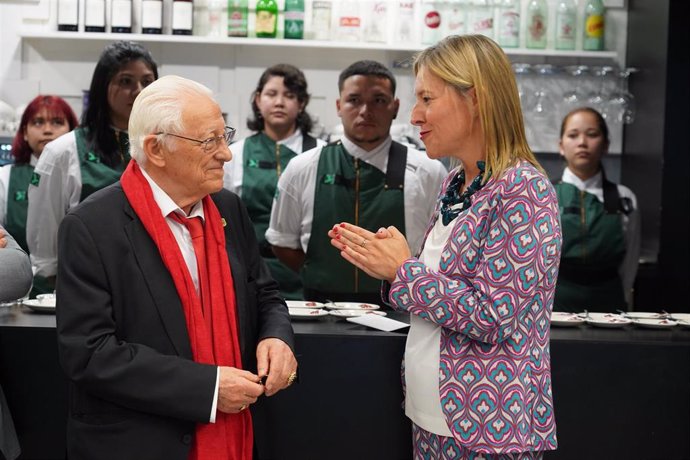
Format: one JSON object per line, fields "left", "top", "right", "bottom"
{"left": 221, "top": 218, "right": 227, "bottom": 227}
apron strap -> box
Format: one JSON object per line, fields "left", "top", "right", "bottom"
{"left": 385, "top": 141, "right": 407, "bottom": 191}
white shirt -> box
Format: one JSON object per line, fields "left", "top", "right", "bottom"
{"left": 26, "top": 131, "right": 86, "bottom": 277}
{"left": 265, "top": 136, "right": 447, "bottom": 256}
{"left": 223, "top": 130, "right": 326, "bottom": 196}
{"left": 560, "top": 167, "right": 641, "bottom": 306}
{"left": 0, "top": 154, "right": 38, "bottom": 227}
{"left": 139, "top": 166, "right": 220, "bottom": 424}
{"left": 404, "top": 214, "right": 454, "bottom": 436}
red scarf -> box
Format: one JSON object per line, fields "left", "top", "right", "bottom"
{"left": 121, "top": 161, "right": 252, "bottom": 460}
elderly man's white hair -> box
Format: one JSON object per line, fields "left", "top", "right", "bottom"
{"left": 128, "top": 75, "right": 214, "bottom": 164}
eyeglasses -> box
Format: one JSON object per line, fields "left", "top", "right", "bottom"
{"left": 156, "top": 126, "right": 236, "bottom": 153}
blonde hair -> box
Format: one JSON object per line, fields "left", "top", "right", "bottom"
{"left": 413, "top": 34, "right": 543, "bottom": 180}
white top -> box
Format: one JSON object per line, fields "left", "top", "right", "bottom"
{"left": 405, "top": 212, "right": 454, "bottom": 436}
{"left": 26, "top": 131, "right": 84, "bottom": 277}
{"left": 265, "top": 136, "right": 447, "bottom": 256}
{"left": 0, "top": 155, "right": 38, "bottom": 227}
{"left": 223, "top": 130, "right": 326, "bottom": 196}
{"left": 561, "top": 167, "right": 641, "bottom": 306}
{"left": 139, "top": 165, "right": 220, "bottom": 424}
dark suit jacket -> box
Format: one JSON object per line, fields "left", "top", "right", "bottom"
{"left": 56, "top": 183, "right": 294, "bottom": 460}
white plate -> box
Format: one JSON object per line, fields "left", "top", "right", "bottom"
{"left": 288, "top": 308, "right": 329, "bottom": 319}
{"left": 585, "top": 313, "right": 631, "bottom": 328}
{"left": 550, "top": 312, "right": 585, "bottom": 327}
{"left": 670, "top": 313, "right": 690, "bottom": 327}
{"left": 326, "top": 302, "right": 380, "bottom": 311}
{"left": 22, "top": 299, "right": 56, "bottom": 313}
{"left": 285, "top": 300, "right": 325, "bottom": 309}
{"left": 623, "top": 312, "right": 667, "bottom": 320}
{"left": 632, "top": 318, "right": 677, "bottom": 329}
{"left": 329, "top": 309, "right": 387, "bottom": 318}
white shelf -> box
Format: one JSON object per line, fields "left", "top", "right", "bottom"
{"left": 20, "top": 31, "right": 618, "bottom": 60}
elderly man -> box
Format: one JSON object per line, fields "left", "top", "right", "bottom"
{"left": 266, "top": 60, "right": 447, "bottom": 304}
{"left": 56, "top": 75, "right": 297, "bottom": 460}
{"left": 0, "top": 225, "right": 32, "bottom": 302}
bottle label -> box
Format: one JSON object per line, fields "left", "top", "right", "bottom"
{"left": 444, "top": 7, "right": 465, "bottom": 36}
{"left": 585, "top": 14, "right": 604, "bottom": 38}
{"left": 111, "top": 0, "right": 132, "bottom": 28}
{"left": 528, "top": 13, "right": 546, "bottom": 40}
{"left": 285, "top": 11, "right": 304, "bottom": 21}
{"left": 228, "top": 7, "right": 248, "bottom": 36}
{"left": 58, "top": 0, "right": 79, "bottom": 25}
{"left": 85, "top": 0, "right": 106, "bottom": 27}
{"left": 499, "top": 11, "right": 519, "bottom": 39}
{"left": 339, "top": 17, "right": 361, "bottom": 28}
{"left": 425, "top": 11, "right": 441, "bottom": 29}
{"left": 172, "top": 2, "right": 193, "bottom": 30}
{"left": 256, "top": 11, "right": 277, "bottom": 34}
{"left": 141, "top": 1, "right": 163, "bottom": 29}
{"left": 470, "top": 11, "right": 493, "bottom": 36}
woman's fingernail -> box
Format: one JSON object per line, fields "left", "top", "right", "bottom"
{"left": 333, "top": 226, "right": 339, "bottom": 233}
{"left": 339, "top": 223, "right": 346, "bottom": 228}
{"left": 336, "top": 234, "right": 341, "bottom": 240}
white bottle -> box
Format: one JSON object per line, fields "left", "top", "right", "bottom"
{"left": 311, "top": 0, "right": 333, "bottom": 40}
{"left": 394, "top": 1, "right": 416, "bottom": 44}
{"left": 335, "top": 1, "right": 362, "bottom": 41}
{"left": 555, "top": 0, "right": 577, "bottom": 50}
{"left": 110, "top": 0, "right": 132, "bottom": 33}
{"left": 497, "top": 0, "right": 520, "bottom": 48}
{"left": 443, "top": 0, "right": 466, "bottom": 37}
{"left": 364, "top": 1, "right": 389, "bottom": 43}
{"left": 421, "top": 1, "right": 442, "bottom": 45}
{"left": 84, "top": 0, "right": 106, "bottom": 32}
{"left": 468, "top": 0, "right": 494, "bottom": 39}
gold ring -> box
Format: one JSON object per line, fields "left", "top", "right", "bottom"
{"left": 360, "top": 239, "right": 368, "bottom": 247}
{"left": 287, "top": 371, "right": 297, "bottom": 386}
{"left": 239, "top": 404, "right": 247, "bottom": 412}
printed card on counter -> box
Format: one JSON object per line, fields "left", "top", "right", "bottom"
{"left": 347, "top": 313, "right": 409, "bottom": 332}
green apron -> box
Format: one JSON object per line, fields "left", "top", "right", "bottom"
{"left": 6, "top": 164, "right": 34, "bottom": 252}
{"left": 303, "top": 141, "right": 406, "bottom": 304}
{"left": 554, "top": 176, "right": 629, "bottom": 312}
{"left": 241, "top": 132, "right": 317, "bottom": 300}
{"left": 75, "top": 127, "right": 130, "bottom": 202}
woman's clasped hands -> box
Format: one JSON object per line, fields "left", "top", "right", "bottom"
{"left": 328, "top": 223, "right": 411, "bottom": 283}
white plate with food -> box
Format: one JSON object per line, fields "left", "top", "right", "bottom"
{"left": 329, "top": 309, "right": 387, "bottom": 318}
{"left": 285, "top": 300, "right": 325, "bottom": 309}
{"left": 22, "top": 299, "right": 57, "bottom": 313}
{"left": 550, "top": 312, "right": 585, "bottom": 327}
{"left": 670, "top": 313, "right": 690, "bottom": 327}
{"left": 288, "top": 308, "right": 329, "bottom": 319}
{"left": 585, "top": 313, "right": 631, "bottom": 328}
{"left": 631, "top": 318, "right": 677, "bottom": 329}
{"left": 622, "top": 312, "right": 668, "bottom": 320}
{"left": 326, "top": 302, "right": 381, "bottom": 311}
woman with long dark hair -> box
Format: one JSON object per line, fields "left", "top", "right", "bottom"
{"left": 27, "top": 41, "right": 158, "bottom": 293}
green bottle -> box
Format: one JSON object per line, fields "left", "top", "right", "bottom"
{"left": 284, "top": 0, "right": 304, "bottom": 39}
{"left": 228, "top": 0, "right": 248, "bottom": 37}
{"left": 583, "top": 0, "right": 605, "bottom": 51}
{"left": 255, "top": 0, "right": 278, "bottom": 38}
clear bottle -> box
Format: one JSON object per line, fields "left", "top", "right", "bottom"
{"left": 284, "top": 0, "right": 305, "bottom": 39}
{"left": 421, "top": 0, "right": 442, "bottom": 46}
{"left": 57, "top": 0, "right": 79, "bottom": 31}
{"left": 193, "top": 0, "right": 210, "bottom": 36}
{"left": 227, "top": 0, "right": 248, "bottom": 37}
{"left": 554, "top": 0, "right": 576, "bottom": 50}
{"left": 583, "top": 0, "right": 605, "bottom": 51}
{"left": 84, "top": 0, "right": 106, "bottom": 32}
{"left": 525, "top": 0, "right": 547, "bottom": 49}
{"left": 335, "top": 1, "right": 362, "bottom": 42}
{"left": 311, "top": 0, "right": 332, "bottom": 40}
{"left": 364, "top": 1, "right": 389, "bottom": 43}
{"left": 172, "top": 0, "right": 194, "bottom": 35}
{"left": 443, "top": 0, "right": 466, "bottom": 37}
{"left": 497, "top": 0, "right": 520, "bottom": 48}
{"left": 468, "top": 0, "right": 494, "bottom": 39}
{"left": 141, "top": 0, "right": 163, "bottom": 34}
{"left": 208, "top": 0, "right": 225, "bottom": 36}
{"left": 395, "top": 1, "right": 416, "bottom": 44}
{"left": 255, "top": 0, "right": 278, "bottom": 38}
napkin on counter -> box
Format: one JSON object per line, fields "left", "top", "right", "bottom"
{"left": 347, "top": 313, "right": 409, "bottom": 332}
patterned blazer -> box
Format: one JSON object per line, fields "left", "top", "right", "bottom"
{"left": 388, "top": 161, "right": 561, "bottom": 454}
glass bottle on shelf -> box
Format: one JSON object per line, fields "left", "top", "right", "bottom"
{"left": 583, "top": 0, "right": 605, "bottom": 51}
{"left": 57, "top": 0, "right": 79, "bottom": 31}
{"left": 442, "top": 0, "right": 466, "bottom": 37}
{"left": 467, "top": 0, "right": 494, "bottom": 40}
{"left": 207, "top": 0, "right": 225, "bottom": 37}
{"left": 141, "top": 0, "right": 163, "bottom": 34}
{"left": 364, "top": 1, "right": 389, "bottom": 43}
{"left": 335, "top": 1, "right": 362, "bottom": 42}
{"left": 394, "top": 1, "right": 416, "bottom": 44}
{"left": 284, "top": 0, "right": 305, "bottom": 39}
{"left": 228, "top": 0, "right": 248, "bottom": 37}
{"left": 525, "top": 0, "right": 547, "bottom": 49}
{"left": 255, "top": 0, "right": 278, "bottom": 38}
{"left": 554, "top": 0, "right": 576, "bottom": 50}
{"left": 85, "top": 0, "right": 106, "bottom": 32}
{"left": 311, "top": 0, "right": 332, "bottom": 40}
{"left": 421, "top": 0, "right": 443, "bottom": 46}
{"left": 172, "top": 0, "right": 194, "bottom": 35}
{"left": 111, "top": 0, "right": 132, "bottom": 33}
{"left": 497, "top": 0, "right": 521, "bottom": 48}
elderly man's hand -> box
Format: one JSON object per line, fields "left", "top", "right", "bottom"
{"left": 217, "top": 367, "right": 264, "bottom": 414}
{"left": 256, "top": 338, "right": 298, "bottom": 397}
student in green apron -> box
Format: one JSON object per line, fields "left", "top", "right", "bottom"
{"left": 266, "top": 60, "right": 447, "bottom": 305}
{"left": 224, "top": 64, "right": 325, "bottom": 300}
{"left": 553, "top": 107, "right": 640, "bottom": 312}
{"left": 26, "top": 41, "right": 158, "bottom": 294}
